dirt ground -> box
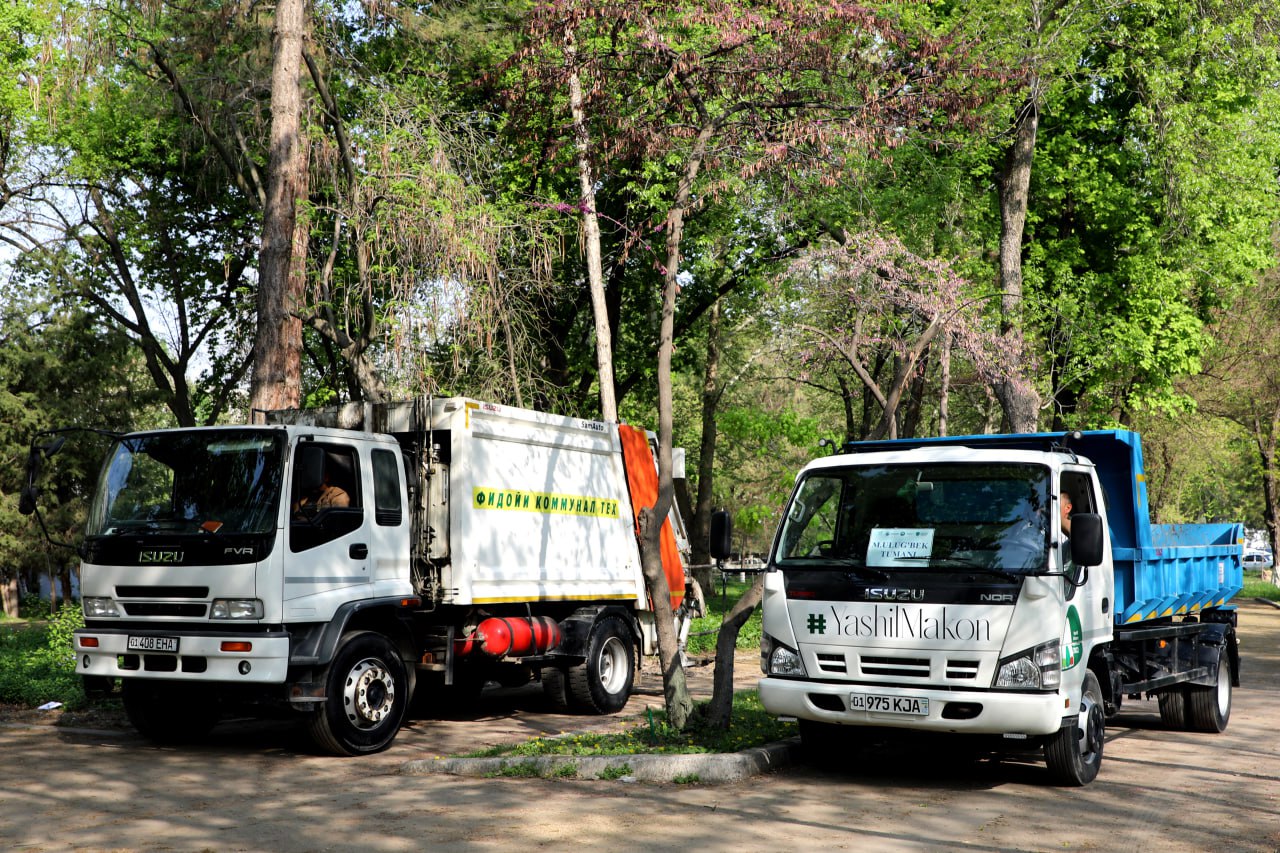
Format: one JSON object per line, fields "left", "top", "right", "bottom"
{"left": 3, "top": 605, "right": 1279, "bottom": 852}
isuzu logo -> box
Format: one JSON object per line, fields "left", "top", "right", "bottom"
{"left": 139, "top": 550, "right": 184, "bottom": 564}
{"left": 865, "top": 588, "right": 925, "bottom": 602}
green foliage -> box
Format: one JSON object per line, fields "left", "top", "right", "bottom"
{"left": 0, "top": 605, "right": 86, "bottom": 708}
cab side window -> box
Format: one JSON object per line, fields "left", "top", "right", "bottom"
{"left": 290, "top": 443, "right": 364, "bottom": 552}
{"left": 372, "top": 449, "right": 403, "bottom": 526}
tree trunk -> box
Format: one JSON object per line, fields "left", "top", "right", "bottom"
{"left": 638, "top": 120, "right": 717, "bottom": 731}
{"left": 993, "top": 97, "right": 1042, "bottom": 433}
{"left": 0, "top": 576, "right": 16, "bottom": 617}
{"left": 690, "top": 298, "right": 722, "bottom": 595}
{"left": 249, "top": 0, "right": 308, "bottom": 419}
{"left": 566, "top": 27, "right": 617, "bottom": 422}
{"left": 939, "top": 331, "right": 951, "bottom": 437}
{"left": 701, "top": 574, "right": 763, "bottom": 729}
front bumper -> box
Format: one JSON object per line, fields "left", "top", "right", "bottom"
{"left": 758, "top": 676, "right": 1067, "bottom": 735}
{"left": 73, "top": 627, "right": 291, "bottom": 684}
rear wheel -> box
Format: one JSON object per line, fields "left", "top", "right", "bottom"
{"left": 566, "top": 615, "right": 635, "bottom": 714}
{"left": 306, "top": 631, "right": 408, "bottom": 755}
{"left": 1157, "top": 687, "right": 1190, "bottom": 730}
{"left": 122, "top": 679, "right": 220, "bottom": 744}
{"left": 1186, "top": 652, "right": 1231, "bottom": 733}
{"left": 1045, "top": 671, "right": 1104, "bottom": 786}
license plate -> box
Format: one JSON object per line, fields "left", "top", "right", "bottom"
{"left": 127, "top": 635, "right": 180, "bottom": 653}
{"left": 850, "top": 692, "right": 929, "bottom": 716}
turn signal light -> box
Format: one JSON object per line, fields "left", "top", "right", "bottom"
{"left": 220, "top": 641, "right": 252, "bottom": 653}
{"left": 79, "top": 637, "right": 100, "bottom": 648}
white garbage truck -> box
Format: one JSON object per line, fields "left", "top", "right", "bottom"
{"left": 21, "top": 398, "right": 696, "bottom": 755}
{"left": 754, "top": 430, "right": 1242, "bottom": 784}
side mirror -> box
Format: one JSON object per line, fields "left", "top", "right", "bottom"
{"left": 709, "top": 509, "right": 733, "bottom": 562}
{"left": 18, "top": 485, "right": 38, "bottom": 516}
{"left": 1069, "top": 513, "right": 1105, "bottom": 567}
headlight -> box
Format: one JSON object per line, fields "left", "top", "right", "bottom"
{"left": 768, "top": 642, "right": 807, "bottom": 677}
{"left": 82, "top": 597, "right": 120, "bottom": 618}
{"left": 995, "top": 641, "right": 1061, "bottom": 690}
{"left": 210, "top": 598, "right": 264, "bottom": 620}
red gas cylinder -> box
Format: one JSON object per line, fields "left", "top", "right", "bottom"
{"left": 457, "top": 616, "right": 564, "bottom": 658}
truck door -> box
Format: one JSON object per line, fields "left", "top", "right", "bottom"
{"left": 287, "top": 442, "right": 371, "bottom": 605}
{"left": 1060, "top": 469, "right": 1113, "bottom": 651}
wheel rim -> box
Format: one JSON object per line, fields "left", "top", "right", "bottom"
{"left": 1215, "top": 665, "right": 1231, "bottom": 716}
{"left": 343, "top": 656, "right": 396, "bottom": 729}
{"left": 597, "top": 636, "right": 629, "bottom": 694}
{"left": 1077, "top": 691, "right": 1103, "bottom": 762}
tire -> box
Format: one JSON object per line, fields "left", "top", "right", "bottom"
{"left": 122, "top": 679, "right": 220, "bottom": 744}
{"left": 541, "top": 666, "right": 572, "bottom": 712}
{"left": 1186, "top": 651, "right": 1231, "bottom": 733}
{"left": 566, "top": 615, "right": 635, "bottom": 714}
{"left": 1157, "top": 687, "right": 1190, "bottom": 730}
{"left": 1045, "top": 671, "right": 1104, "bottom": 786}
{"left": 306, "top": 631, "right": 408, "bottom": 756}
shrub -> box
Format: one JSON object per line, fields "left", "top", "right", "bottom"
{"left": 0, "top": 603, "right": 86, "bottom": 708}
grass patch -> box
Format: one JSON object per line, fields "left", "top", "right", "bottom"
{"left": 1242, "top": 570, "right": 1280, "bottom": 602}
{"left": 487, "top": 760, "right": 541, "bottom": 778}
{"left": 686, "top": 579, "right": 762, "bottom": 656}
{"left": 598, "top": 763, "right": 632, "bottom": 780}
{"left": 672, "top": 773, "right": 701, "bottom": 784}
{"left": 464, "top": 690, "right": 795, "bottom": 759}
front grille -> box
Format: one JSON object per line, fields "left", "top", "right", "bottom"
{"left": 946, "top": 659, "right": 980, "bottom": 679}
{"left": 816, "top": 653, "right": 848, "bottom": 674}
{"left": 860, "top": 655, "right": 930, "bottom": 679}
{"left": 121, "top": 602, "right": 208, "bottom": 617}
{"left": 116, "top": 586, "right": 209, "bottom": 598}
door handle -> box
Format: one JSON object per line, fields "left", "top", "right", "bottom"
{"left": 349, "top": 543, "right": 369, "bottom": 560}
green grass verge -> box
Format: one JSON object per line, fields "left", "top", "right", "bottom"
{"left": 464, "top": 690, "right": 795, "bottom": 759}
{"left": 686, "top": 579, "right": 762, "bottom": 656}
{"left": 1242, "top": 570, "right": 1280, "bottom": 601}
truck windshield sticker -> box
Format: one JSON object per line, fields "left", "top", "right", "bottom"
{"left": 867, "top": 528, "right": 935, "bottom": 567}
{"left": 473, "top": 487, "right": 620, "bottom": 519}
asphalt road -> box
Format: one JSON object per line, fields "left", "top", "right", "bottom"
{"left": 3, "top": 602, "right": 1278, "bottom": 852}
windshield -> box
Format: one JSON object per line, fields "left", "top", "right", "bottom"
{"left": 86, "top": 430, "right": 286, "bottom": 537}
{"left": 775, "top": 462, "right": 1051, "bottom": 573}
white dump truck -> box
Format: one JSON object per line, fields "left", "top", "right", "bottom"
{"left": 21, "top": 398, "right": 696, "bottom": 755}
{"left": 754, "top": 430, "right": 1242, "bottom": 784}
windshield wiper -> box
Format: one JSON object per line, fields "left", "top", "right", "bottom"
{"left": 825, "top": 558, "right": 889, "bottom": 581}
{"left": 926, "top": 559, "right": 1022, "bottom": 582}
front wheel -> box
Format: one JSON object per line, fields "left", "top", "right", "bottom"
{"left": 306, "top": 631, "right": 408, "bottom": 756}
{"left": 122, "top": 679, "right": 220, "bottom": 744}
{"left": 1045, "top": 671, "right": 1104, "bottom": 786}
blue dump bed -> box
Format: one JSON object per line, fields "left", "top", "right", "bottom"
{"left": 846, "top": 430, "right": 1244, "bottom": 625}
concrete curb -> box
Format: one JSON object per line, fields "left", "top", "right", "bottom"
{"left": 399, "top": 737, "right": 801, "bottom": 784}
